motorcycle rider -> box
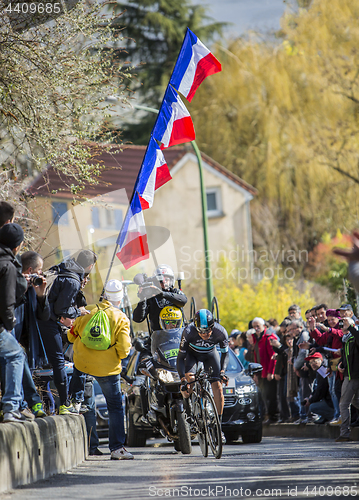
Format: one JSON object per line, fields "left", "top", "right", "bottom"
{"left": 132, "top": 264, "right": 187, "bottom": 334}
{"left": 177, "top": 309, "right": 229, "bottom": 442}
{"left": 138, "top": 306, "right": 183, "bottom": 422}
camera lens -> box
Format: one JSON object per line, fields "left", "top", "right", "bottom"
{"left": 32, "top": 276, "right": 43, "bottom": 286}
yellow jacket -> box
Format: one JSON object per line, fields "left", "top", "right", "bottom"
{"left": 68, "top": 300, "right": 131, "bottom": 377}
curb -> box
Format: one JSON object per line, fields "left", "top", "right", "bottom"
{"left": 0, "top": 415, "right": 87, "bottom": 494}
{"left": 263, "top": 422, "right": 359, "bottom": 440}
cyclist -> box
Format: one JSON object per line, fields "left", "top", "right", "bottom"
{"left": 177, "top": 309, "right": 229, "bottom": 441}
{"left": 133, "top": 264, "right": 187, "bottom": 334}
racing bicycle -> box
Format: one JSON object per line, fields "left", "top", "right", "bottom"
{"left": 189, "top": 367, "right": 222, "bottom": 459}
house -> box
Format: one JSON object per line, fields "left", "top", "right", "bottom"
{"left": 27, "top": 144, "right": 257, "bottom": 302}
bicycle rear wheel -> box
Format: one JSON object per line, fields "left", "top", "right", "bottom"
{"left": 191, "top": 393, "right": 208, "bottom": 457}
{"left": 202, "top": 390, "right": 222, "bottom": 459}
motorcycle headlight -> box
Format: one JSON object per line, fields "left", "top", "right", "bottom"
{"left": 157, "top": 369, "right": 180, "bottom": 384}
{"left": 236, "top": 384, "right": 257, "bottom": 396}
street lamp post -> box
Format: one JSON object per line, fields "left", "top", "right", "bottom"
{"left": 131, "top": 104, "right": 214, "bottom": 308}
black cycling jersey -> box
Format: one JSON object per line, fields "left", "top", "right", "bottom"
{"left": 177, "top": 322, "right": 229, "bottom": 380}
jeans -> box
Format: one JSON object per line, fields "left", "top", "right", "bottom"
{"left": 309, "top": 400, "right": 334, "bottom": 422}
{"left": 20, "top": 356, "right": 42, "bottom": 410}
{"left": 328, "top": 372, "right": 340, "bottom": 419}
{"left": 83, "top": 377, "right": 99, "bottom": 453}
{"left": 38, "top": 319, "right": 69, "bottom": 406}
{"left": 0, "top": 329, "right": 25, "bottom": 413}
{"left": 69, "top": 366, "right": 86, "bottom": 403}
{"left": 339, "top": 377, "right": 359, "bottom": 438}
{"left": 94, "top": 374, "right": 125, "bottom": 452}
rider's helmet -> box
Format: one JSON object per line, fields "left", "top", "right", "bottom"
{"left": 194, "top": 309, "right": 214, "bottom": 334}
{"left": 154, "top": 264, "right": 175, "bottom": 289}
{"left": 159, "top": 306, "right": 183, "bottom": 330}
{"left": 104, "top": 279, "right": 123, "bottom": 304}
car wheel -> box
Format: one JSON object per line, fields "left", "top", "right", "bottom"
{"left": 126, "top": 403, "right": 147, "bottom": 447}
{"left": 242, "top": 427, "right": 262, "bottom": 444}
{"left": 223, "top": 430, "right": 240, "bottom": 443}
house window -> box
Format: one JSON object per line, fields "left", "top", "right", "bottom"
{"left": 52, "top": 202, "right": 69, "bottom": 226}
{"left": 91, "top": 206, "right": 123, "bottom": 230}
{"left": 206, "top": 188, "right": 223, "bottom": 218}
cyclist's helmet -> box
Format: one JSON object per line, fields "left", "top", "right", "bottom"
{"left": 159, "top": 306, "right": 183, "bottom": 330}
{"left": 194, "top": 309, "right": 214, "bottom": 334}
{"left": 154, "top": 264, "right": 175, "bottom": 289}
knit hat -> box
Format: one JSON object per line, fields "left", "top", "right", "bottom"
{"left": 105, "top": 279, "right": 123, "bottom": 302}
{"left": 304, "top": 352, "right": 323, "bottom": 361}
{"left": 326, "top": 309, "right": 341, "bottom": 318}
{"left": 0, "top": 223, "right": 24, "bottom": 249}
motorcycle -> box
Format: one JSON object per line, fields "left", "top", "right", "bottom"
{"left": 134, "top": 328, "right": 192, "bottom": 454}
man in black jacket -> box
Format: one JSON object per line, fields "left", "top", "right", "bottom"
{"left": 14, "top": 251, "right": 50, "bottom": 417}
{"left": 0, "top": 223, "right": 31, "bottom": 423}
{"left": 301, "top": 352, "right": 334, "bottom": 424}
{"left": 37, "top": 249, "right": 97, "bottom": 415}
{"left": 133, "top": 264, "right": 187, "bottom": 334}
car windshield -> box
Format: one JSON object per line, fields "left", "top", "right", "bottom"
{"left": 216, "top": 346, "right": 243, "bottom": 373}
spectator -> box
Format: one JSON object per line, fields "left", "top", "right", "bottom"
{"left": 314, "top": 304, "right": 329, "bottom": 331}
{"left": 308, "top": 309, "right": 343, "bottom": 425}
{"left": 271, "top": 334, "right": 290, "bottom": 423}
{"left": 236, "top": 332, "right": 249, "bottom": 369}
{"left": 37, "top": 249, "right": 97, "bottom": 414}
{"left": 248, "top": 317, "right": 278, "bottom": 424}
{"left": 335, "top": 317, "right": 359, "bottom": 442}
{"left": 0, "top": 223, "right": 31, "bottom": 423}
{"left": 68, "top": 279, "right": 133, "bottom": 460}
{"left": 14, "top": 251, "right": 50, "bottom": 418}
{"left": 288, "top": 304, "right": 303, "bottom": 322}
{"left": 338, "top": 304, "right": 357, "bottom": 323}
{"left": 287, "top": 320, "right": 312, "bottom": 422}
{"left": 228, "top": 330, "right": 241, "bottom": 356}
{"left": 302, "top": 352, "right": 334, "bottom": 424}
{"left": 0, "top": 201, "right": 15, "bottom": 227}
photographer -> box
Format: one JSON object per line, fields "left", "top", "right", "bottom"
{"left": 37, "top": 249, "right": 97, "bottom": 415}
{"left": 13, "top": 251, "right": 50, "bottom": 418}
{"left": 301, "top": 352, "right": 334, "bottom": 424}
{"left": 132, "top": 264, "right": 187, "bottom": 334}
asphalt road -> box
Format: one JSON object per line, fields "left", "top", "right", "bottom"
{"left": 1, "top": 436, "right": 358, "bottom": 500}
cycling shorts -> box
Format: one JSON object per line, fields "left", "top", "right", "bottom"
{"left": 184, "top": 348, "right": 221, "bottom": 382}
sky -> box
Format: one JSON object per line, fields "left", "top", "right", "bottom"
{"left": 195, "top": 0, "right": 288, "bottom": 37}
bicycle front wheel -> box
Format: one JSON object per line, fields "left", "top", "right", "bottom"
{"left": 202, "top": 390, "right": 222, "bottom": 459}
{"left": 191, "top": 393, "right": 208, "bottom": 457}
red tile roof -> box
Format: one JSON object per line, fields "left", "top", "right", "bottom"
{"left": 26, "top": 145, "right": 257, "bottom": 200}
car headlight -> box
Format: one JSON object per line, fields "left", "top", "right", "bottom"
{"left": 236, "top": 384, "right": 257, "bottom": 396}
{"left": 157, "top": 369, "right": 180, "bottom": 384}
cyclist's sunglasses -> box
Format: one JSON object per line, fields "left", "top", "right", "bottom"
{"left": 164, "top": 320, "right": 177, "bottom": 325}
{"left": 196, "top": 326, "right": 212, "bottom": 335}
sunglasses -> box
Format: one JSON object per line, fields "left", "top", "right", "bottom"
{"left": 196, "top": 327, "right": 212, "bottom": 335}
{"left": 164, "top": 320, "right": 177, "bottom": 325}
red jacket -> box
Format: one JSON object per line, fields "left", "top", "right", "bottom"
{"left": 251, "top": 329, "right": 277, "bottom": 378}
{"left": 309, "top": 327, "right": 344, "bottom": 352}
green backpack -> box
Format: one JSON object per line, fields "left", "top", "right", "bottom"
{"left": 81, "top": 307, "right": 112, "bottom": 351}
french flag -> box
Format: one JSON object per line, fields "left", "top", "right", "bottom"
{"left": 169, "top": 28, "right": 222, "bottom": 103}
{"left": 116, "top": 192, "right": 149, "bottom": 270}
{"left": 152, "top": 85, "right": 195, "bottom": 149}
{"left": 135, "top": 138, "right": 172, "bottom": 210}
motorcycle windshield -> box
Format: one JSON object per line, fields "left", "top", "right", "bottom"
{"left": 151, "top": 328, "right": 183, "bottom": 370}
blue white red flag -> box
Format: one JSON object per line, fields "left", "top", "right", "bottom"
{"left": 169, "top": 28, "right": 222, "bottom": 103}
{"left": 152, "top": 85, "right": 195, "bottom": 149}
{"left": 135, "top": 137, "right": 172, "bottom": 210}
{"left": 116, "top": 192, "right": 149, "bottom": 270}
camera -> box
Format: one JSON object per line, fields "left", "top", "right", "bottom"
{"left": 28, "top": 274, "right": 44, "bottom": 287}
{"left": 133, "top": 273, "right": 161, "bottom": 300}
{"left": 300, "top": 399, "right": 308, "bottom": 406}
